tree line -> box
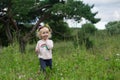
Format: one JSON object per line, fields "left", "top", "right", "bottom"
{"left": 1, "top": 0, "right": 101, "bottom": 53}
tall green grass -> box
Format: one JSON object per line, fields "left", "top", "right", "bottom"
{"left": 0, "top": 35, "right": 120, "bottom": 80}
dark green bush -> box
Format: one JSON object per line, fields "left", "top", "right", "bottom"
{"left": 73, "top": 23, "right": 97, "bottom": 49}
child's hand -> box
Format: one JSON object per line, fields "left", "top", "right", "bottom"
{"left": 35, "top": 49, "right": 39, "bottom": 55}
{"left": 42, "top": 35, "right": 48, "bottom": 40}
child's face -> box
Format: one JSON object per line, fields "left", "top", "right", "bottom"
{"left": 40, "top": 27, "right": 50, "bottom": 40}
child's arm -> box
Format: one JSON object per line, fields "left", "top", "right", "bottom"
{"left": 35, "top": 42, "right": 40, "bottom": 55}
{"left": 35, "top": 48, "right": 39, "bottom": 53}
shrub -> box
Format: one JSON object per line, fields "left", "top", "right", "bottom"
{"left": 105, "top": 21, "right": 120, "bottom": 35}
{"left": 73, "top": 23, "right": 96, "bottom": 49}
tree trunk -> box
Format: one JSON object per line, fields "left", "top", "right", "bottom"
{"left": 5, "top": 22, "right": 13, "bottom": 43}
{"left": 19, "top": 37, "right": 26, "bottom": 53}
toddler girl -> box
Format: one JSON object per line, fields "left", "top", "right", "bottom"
{"left": 35, "top": 25, "right": 53, "bottom": 72}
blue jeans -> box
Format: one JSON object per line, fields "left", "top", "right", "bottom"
{"left": 39, "top": 58, "right": 52, "bottom": 71}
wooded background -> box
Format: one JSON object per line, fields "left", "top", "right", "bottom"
{"left": 0, "top": 0, "right": 119, "bottom": 53}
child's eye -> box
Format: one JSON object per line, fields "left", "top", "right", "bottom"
{"left": 42, "top": 32, "right": 45, "bottom": 34}
{"left": 42, "top": 31, "right": 49, "bottom": 34}
{"left": 46, "top": 32, "right": 49, "bottom": 33}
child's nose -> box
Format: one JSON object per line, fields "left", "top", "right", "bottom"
{"left": 45, "top": 33, "right": 48, "bottom": 35}
{"left": 44, "top": 34, "right": 48, "bottom": 36}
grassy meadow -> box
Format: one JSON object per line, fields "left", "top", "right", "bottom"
{"left": 0, "top": 33, "right": 120, "bottom": 80}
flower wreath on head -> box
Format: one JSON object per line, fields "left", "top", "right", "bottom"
{"left": 36, "top": 25, "right": 43, "bottom": 32}
{"left": 44, "top": 23, "right": 52, "bottom": 33}
{"left": 37, "top": 23, "right": 52, "bottom": 32}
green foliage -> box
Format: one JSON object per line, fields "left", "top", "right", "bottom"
{"left": 0, "top": 0, "right": 100, "bottom": 53}
{"left": 73, "top": 23, "right": 97, "bottom": 49}
{"left": 51, "top": 0, "right": 100, "bottom": 23}
{"left": 105, "top": 21, "right": 120, "bottom": 35}
{"left": 48, "top": 19, "right": 71, "bottom": 40}
{"left": 0, "top": 0, "right": 100, "bottom": 46}
{"left": 0, "top": 34, "right": 120, "bottom": 80}
{"left": 11, "top": 0, "right": 64, "bottom": 22}
{"left": 73, "top": 29, "right": 94, "bottom": 49}
{"left": 11, "top": 0, "right": 35, "bottom": 22}
{"left": 81, "top": 23, "right": 97, "bottom": 35}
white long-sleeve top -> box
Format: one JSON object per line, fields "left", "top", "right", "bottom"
{"left": 35, "top": 39, "right": 53, "bottom": 59}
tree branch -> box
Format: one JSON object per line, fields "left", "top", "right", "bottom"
{"left": 23, "top": 13, "right": 51, "bottom": 41}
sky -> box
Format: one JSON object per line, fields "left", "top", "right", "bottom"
{"left": 66, "top": 0, "right": 120, "bottom": 29}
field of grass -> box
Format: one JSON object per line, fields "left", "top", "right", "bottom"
{"left": 0, "top": 34, "right": 120, "bottom": 80}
